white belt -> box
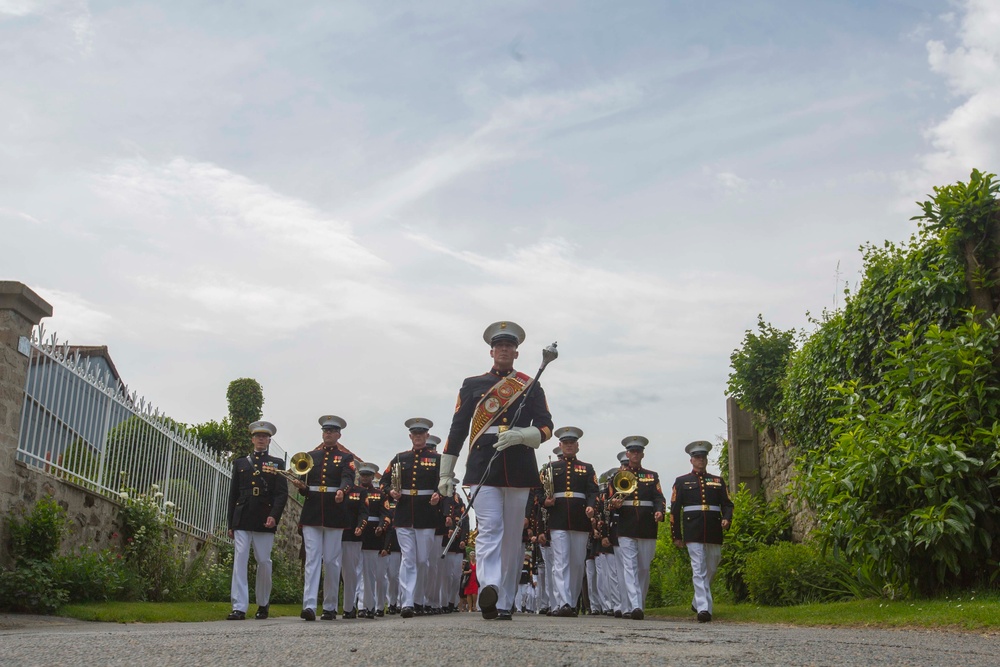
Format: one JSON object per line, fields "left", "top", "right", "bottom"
{"left": 405, "top": 489, "right": 435, "bottom": 496}
{"left": 683, "top": 505, "right": 721, "bottom": 512}
{"left": 556, "top": 492, "right": 587, "bottom": 499}
{"left": 307, "top": 485, "right": 339, "bottom": 493}
{"left": 367, "top": 516, "right": 381, "bottom": 522}
{"left": 484, "top": 426, "right": 501, "bottom": 434}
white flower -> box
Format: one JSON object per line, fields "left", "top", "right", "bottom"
{"left": 119, "top": 491, "right": 129, "bottom": 500}
{"left": 150, "top": 484, "right": 160, "bottom": 492}
{"left": 154, "top": 492, "right": 163, "bottom": 499}
{"left": 164, "top": 501, "right": 176, "bottom": 510}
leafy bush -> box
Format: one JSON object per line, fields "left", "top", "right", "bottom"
{"left": 0, "top": 561, "right": 69, "bottom": 614}
{"left": 50, "top": 548, "right": 128, "bottom": 602}
{"left": 798, "top": 311, "right": 1000, "bottom": 593}
{"left": 744, "top": 542, "right": 840, "bottom": 606}
{"left": 727, "top": 316, "right": 796, "bottom": 423}
{"left": 718, "top": 486, "right": 791, "bottom": 602}
{"left": 649, "top": 524, "right": 694, "bottom": 606}
{"left": 7, "top": 495, "right": 67, "bottom": 565}
{"left": 117, "top": 482, "right": 193, "bottom": 601}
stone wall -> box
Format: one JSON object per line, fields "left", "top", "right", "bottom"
{"left": 727, "top": 398, "right": 814, "bottom": 541}
{"left": 4, "top": 460, "right": 304, "bottom": 564}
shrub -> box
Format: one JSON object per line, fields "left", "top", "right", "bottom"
{"left": 650, "top": 524, "right": 693, "bottom": 606}
{"left": 7, "top": 495, "right": 67, "bottom": 565}
{"left": 718, "top": 486, "right": 791, "bottom": 602}
{"left": 727, "top": 316, "right": 796, "bottom": 424}
{"left": 744, "top": 542, "right": 840, "bottom": 606}
{"left": 50, "top": 548, "right": 128, "bottom": 602}
{"left": 0, "top": 561, "right": 69, "bottom": 614}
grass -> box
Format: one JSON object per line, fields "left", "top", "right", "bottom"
{"left": 60, "top": 602, "right": 305, "bottom": 623}
{"left": 56, "top": 596, "right": 1000, "bottom": 630}
{"left": 650, "top": 595, "right": 1000, "bottom": 631}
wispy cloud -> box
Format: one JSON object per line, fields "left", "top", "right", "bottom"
{"left": 0, "top": 0, "right": 93, "bottom": 53}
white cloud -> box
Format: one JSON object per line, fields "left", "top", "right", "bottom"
{"left": 0, "top": 0, "right": 92, "bottom": 53}
{"left": 31, "top": 287, "right": 114, "bottom": 343}
{"left": 0, "top": 206, "right": 43, "bottom": 224}
{"left": 906, "top": 0, "right": 1000, "bottom": 196}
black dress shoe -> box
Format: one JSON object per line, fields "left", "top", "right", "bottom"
{"left": 400, "top": 607, "right": 414, "bottom": 619}
{"left": 364, "top": 609, "right": 374, "bottom": 619}
{"left": 497, "top": 609, "right": 512, "bottom": 620}
{"left": 622, "top": 611, "right": 632, "bottom": 619}
{"left": 226, "top": 610, "right": 246, "bottom": 620}
{"left": 614, "top": 610, "right": 623, "bottom": 618}
{"left": 538, "top": 606, "right": 550, "bottom": 616}
{"left": 254, "top": 604, "right": 269, "bottom": 620}
{"left": 631, "top": 608, "right": 644, "bottom": 620}
{"left": 320, "top": 610, "right": 336, "bottom": 621}
{"left": 552, "top": 604, "right": 575, "bottom": 618}
{"left": 301, "top": 608, "right": 316, "bottom": 621}
{"left": 479, "top": 585, "right": 499, "bottom": 620}
{"left": 603, "top": 610, "right": 613, "bottom": 617}
{"left": 697, "top": 611, "right": 712, "bottom": 623}
{"left": 375, "top": 609, "right": 385, "bottom": 617}
{"left": 387, "top": 605, "right": 399, "bottom": 615}
{"left": 342, "top": 609, "right": 357, "bottom": 619}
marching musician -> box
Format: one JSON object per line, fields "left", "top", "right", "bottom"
{"left": 226, "top": 420, "right": 288, "bottom": 621}
{"left": 380, "top": 492, "right": 402, "bottom": 614}
{"left": 291, "top": 415, "right": 357, "bottom": 621}
{"left": 609, "top": 436, "right": 666, "bottom": 620}
{"left": 440, "top": 321, "right": 554, "bottom": 621}
{"left": 543, "top": 427, "right": 599, "bottom": 617}
{"left": 340, "top": 471, "right": 368, "bottom": 618}
{"left": 381, "top": 418, "right": 442, "bottom": 619}
{"left": 670, "top": 440, "right": 734, "bottom": 623}
{"left": 359, "top": 461, "right": 389, "bottom": 618}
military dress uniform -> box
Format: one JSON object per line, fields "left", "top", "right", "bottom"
{"left": 612, "top": 436, "right": 666, "bottom": 619}
{"left": 339, "top": 483, "right": 368, "bottom": 617}
{"left": 441, "top": 490, "right": 468, "bottom": 612}
{"left": 380, "top": 495, "right": 402, "bottom": 614}
{"left": 441, "top": 321, "right": 554, "bottom": 620}
{"left": 299, "top": 415, "right": 357, "bottom": 620}
{"left": 359, "top": 464, "right": 389, "bottom": 617}
{"left": 381, "top": 418, "right": 442, "bottom": 618}
{"left": 593, "top": 486, "right": 620, "bottom": 616}
{"left": 545, "top": 429, "right": 599, "bottom": 616}
{"left": 670, "top": 440, "right": 734, "bottom": 621}
{"left": 227, "top": 421, "right": 288, "bottom": 619}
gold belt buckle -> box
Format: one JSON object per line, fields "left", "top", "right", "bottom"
{"left": 564, "top": 492, "right": 574, "bottom": 498}
{"left": 318, "top": 485, "right": 327, "bottom": 493}
{"left": 497, "top": 425, "right": 509, "bottom": 433}
{"left": 252, "top": 487, "right": 260, "bottom": 496}
{"left": 632, "top": 499, "right": 640, "bottom": 507}
{"left": 409, "top": 489, "right": 419, "bottom": 496}
{"left": 702, "top": 504, "right": 710, "bottom": 511}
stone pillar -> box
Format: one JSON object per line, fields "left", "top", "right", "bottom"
{"left": 0, "top": 282, "right": 53, "bottom": 542}
{"left": 726, "top": 396, "right": 760, "bottom": 495}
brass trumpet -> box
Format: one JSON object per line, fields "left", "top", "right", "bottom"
{"left": 541, "top": 457, "right": 555, "bottom": 499}
{"left": 609, "top": 469, "right": 637, "bottom": 502}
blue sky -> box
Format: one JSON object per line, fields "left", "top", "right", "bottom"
{"left": 4, "top": 0, "right": 998, "bottom": 485}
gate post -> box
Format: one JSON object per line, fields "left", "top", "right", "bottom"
{"left": 726, "top": 396, "right": 761, "bottom": 495}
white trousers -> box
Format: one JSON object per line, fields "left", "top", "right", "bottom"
{"left": 231, "top": 530, "right": 274, "bottom": 612}
{"left": 616, "top": 536, "right": 656, "bottom": 611}
{"left": 446, "top": 552, "right": 463, "bottom": 607}
{"left": 596, "top": 552, "right": 619, "bottom": 612}
{"left": 385, "top": 551, "right": 401, "bottom": 606}
{"left": 340, "top": 540, "right": 363, "bottom": 612}
{"left": 396, "top": 527, "right": 436, "bottom": 608}
{"left": 302, "top": 526, "right": 343, "bottom": 612}
{"left": 688, "top": 542, "right": 722, "bottom": 614}
{"left": 470, "top": 486, "right": 530, "bottom": 612}
{"left": 425, "top": 538, "right": 441, "bottom": 607}
{"left": 537, "top": 545, "right": 553, "bottom": 609}
{"left": 585, "top": 558, "right": 599, "bottom": 612}
{"left": 549, "top": 530, "right": 588, "bottom": 609}
{"left": 362, "top": 549, "right": 388, "bottom": 611}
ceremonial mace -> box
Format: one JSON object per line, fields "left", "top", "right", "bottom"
{"left": 441, "top": 341, "right": 559, "bottom": 558}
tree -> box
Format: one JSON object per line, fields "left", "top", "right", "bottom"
{"left": 227, "top": 378, "right": 263, "bottom": 458}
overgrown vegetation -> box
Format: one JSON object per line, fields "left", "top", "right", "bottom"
{"left": 725, "top": 169, "right": 1000, "bottom": 599}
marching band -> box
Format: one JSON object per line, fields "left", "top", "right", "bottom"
{"left": 226, "top": 321, "right": 732, "bottom": 623}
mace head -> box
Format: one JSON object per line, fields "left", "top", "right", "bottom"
{"left": 541, "top": 341, "right": 559, "bottom": 367}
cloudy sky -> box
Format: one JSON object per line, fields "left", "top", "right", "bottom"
{"left": 4, "top": 0, "right": 998, "bottom": 485}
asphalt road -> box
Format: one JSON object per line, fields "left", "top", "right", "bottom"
{"left": 1, "top": 612, "right": 997, "bottom": 667}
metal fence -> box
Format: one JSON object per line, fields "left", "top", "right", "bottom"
{"left": 15, "top": 325, "right": 277, "bottom": 540}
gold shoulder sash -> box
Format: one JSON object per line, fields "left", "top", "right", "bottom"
{"left": 470, "top": 371, "right": 532, "bottom": 445}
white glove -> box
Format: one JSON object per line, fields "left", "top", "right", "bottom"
{"left": 438, "top": 453, "right": 458, "bottom": 496}
{"left": 494, "top": 426, "right": 542, "bottom": 452}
